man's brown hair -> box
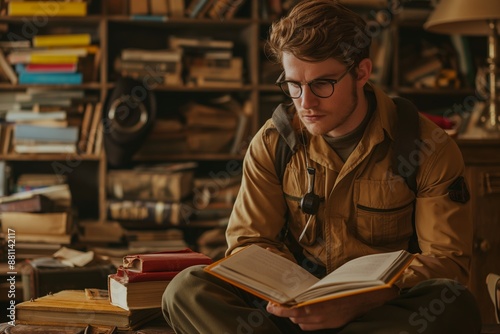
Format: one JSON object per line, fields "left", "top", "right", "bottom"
{"left": 267, "top": 0, "right": 371, "bottom": 70}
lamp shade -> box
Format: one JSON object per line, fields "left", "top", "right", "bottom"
{"left": 424, "top": 0, "right": 500, "bottom": 35}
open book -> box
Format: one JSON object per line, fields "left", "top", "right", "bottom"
{"left": 204, "top": 245, "right": 415, "bottom": 307}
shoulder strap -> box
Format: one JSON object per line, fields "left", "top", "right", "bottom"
{"left": 272, "top": 104, "right": 299, "bottom": 181}
{"left": 392, "top": 96, "right": 421, "bottom": 254}
{"left": 392, "top": 96, "right": 419, "bottom": 194}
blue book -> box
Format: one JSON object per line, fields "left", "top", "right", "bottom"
{"left": 18, "top": 72, "right": 83, "bottom": 85}
{"left": 14, "top": 124, "right": 79, "bottom": 143}
{"left": 130, "top": 15, "right": 168, "bottom": 22}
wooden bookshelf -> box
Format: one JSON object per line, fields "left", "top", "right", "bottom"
{"left": 0, "top": 1, "right": 498, "bottom": 321}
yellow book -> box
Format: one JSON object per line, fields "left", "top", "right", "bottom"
{"left": 15, "top": 290, "right": 161, "bottom": 330}
{"left": 33, "top": 34, "right": 92, "bottom": 48}
{"left": 30, "top": 54, "right": 79, "bottom": 64}
{"left": 1, "top": 212, "right": 69, "bottom": 235}
{"left": 8, "top": 2, "right": 87, "bottom": 16}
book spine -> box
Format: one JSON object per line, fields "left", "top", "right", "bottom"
{"left": 139, "top": 256, "right": 213, "bottom": 272}
{"left": 32, "top": 34, "right": 92, "bottom": 48}
{"left": 115, "top": 269, "right": 180, "bottom": 283}
{"left": 21, "top": 63, "right": 77, "bottom": 73}
{"left": 14, "top": 124, "right": 79, "bottom": 143}
{"left": 130, "top": 15, "right": 168, "bottom": 22}
{"left": 18, "top": 72, "right": 83, "bottom": 85}
{"left": 106, "top": 200, "right": 183, "bottom": 225}
{"left": 0, "top": 195, "right": 53, "bottom": 213}
{"left": 8, "top": 2, "right": 87, "bottom": 16}
{"left": 0, "top": 212, "right": 69, "bottom": 235}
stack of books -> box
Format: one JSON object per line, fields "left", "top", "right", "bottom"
{"left": 108, "top": 248, "right": 212, "bottom": 311}
{"left": 168, "top": 35, "right": 244, "bottom": 87}
{"left": 2, "top": 33, "right": 100, "bottom": 85}
{"left": 106, "top": 162, "right": 198, "bottom": 230}
{"left": 179, "top": 95, "right": 250, "bottom": 154}
{"left": 115, "top": 48, "right": 183, "bottom": 86}
{"left": 0, "top": 184, "right": 74, "bottom": 248}
{"left": 0, "top": 89, "right": 103, "bottom": 156}
{"left": 15, "top": 289, "right": 160, "bottom": 330}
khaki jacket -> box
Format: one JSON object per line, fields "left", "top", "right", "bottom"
{"left": 226, "top": 84, "right": 472, "bottom": 289}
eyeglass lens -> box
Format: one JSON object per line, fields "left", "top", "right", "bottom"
{"left": 281, "top": 80, "right": 335, "bottom": 98}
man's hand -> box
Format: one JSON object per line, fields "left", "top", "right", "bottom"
{"left": 266, "top": 286, "right": 399, "bottom": 331}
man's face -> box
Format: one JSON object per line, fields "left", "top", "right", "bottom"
{"left": 281, "top": 53, "right": 368, "bottom": 138}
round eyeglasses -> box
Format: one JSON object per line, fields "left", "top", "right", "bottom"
{"left": 275, "top": 65, "right": 354, "bottom": 99}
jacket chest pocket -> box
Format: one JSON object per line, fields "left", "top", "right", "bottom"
{"left": 354, "top": 179, "right": 415, "bottom": 246}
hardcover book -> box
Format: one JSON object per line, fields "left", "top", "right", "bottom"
{"left": 123, "top": 248, "right": 212, "bottom": 272}
{"left": 205, "top": 245, "right": 415, "bottom": 307}
{"left": 18, "top": 72, "right": 83, "bottom": 85}
{"left": 0, "top": 194, "right": 54, "bottom": 213}
{"left": 15, "top": 290, "right": 160, "bottom": 330}
{"left": 106, "top": 199, "right": 188, "bottom": 226}
{"left": 8, "top": 2, "right": 87, "bottom": 16}
{"left": 108, "top": 272, "right": 173, "bottom": 310}
{"left": 0, "top": 211, "right": 70, "bottom": 235}
{"left": 14, "top": 124, "right": 79, "bottom": 143}
{"left": 32, "top": 33, "right": 92, "bottom": 47}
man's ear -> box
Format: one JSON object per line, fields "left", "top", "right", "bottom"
{"left": 356, "top": 58, "right": 372, "bottom": 86}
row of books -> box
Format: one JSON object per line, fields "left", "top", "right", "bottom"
{"left": 132, "top": 95, "right": 251, "bottom": 158}
{"left": 0, "top": 183, "right": 75, "bottom": 247}
{"left": 105, "top": 161, "right": 239, "bottom": 228}
{"left": 399, "top": 34, "right": 473, "bottom": 89}
{"left": 0, "top": 32, "right": 99, "bottom": 85}
{"left": 115, "top": 34, "right": 244, "bottom": 88}
{"left": 0, "top": 89, "right": 103, "bottom": 155}
{"left": 126, "top": 0, "right": 247, "bottom": 20}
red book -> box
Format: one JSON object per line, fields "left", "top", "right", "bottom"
{"left": 122, "top": 248, "right": 213, "bottom": 273}
{"left": 115, "top": 266, "right": 180, "bottom": 283}
{"left": 24, "top": 63, "right": 77, "bottom": 73}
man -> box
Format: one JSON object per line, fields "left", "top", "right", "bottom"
{"left": 162, "top": 1, "right": 481, "bottom": 333}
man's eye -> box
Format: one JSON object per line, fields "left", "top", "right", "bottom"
{"left": 287, "top": 82, "right": 301, "bottom": 88}
{"left": 312, "top": 80, "right": 331, "bottom": 88}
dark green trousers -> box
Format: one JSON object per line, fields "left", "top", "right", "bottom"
{"left": 162, "top": 265, "right": 481, "bottom": 334}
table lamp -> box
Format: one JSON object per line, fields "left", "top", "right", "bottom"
{"left": 424, "top": 0, "right": 500, "bottom": 132}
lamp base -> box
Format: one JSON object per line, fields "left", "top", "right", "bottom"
{"left": 478, "top": 100, "right": 500, "bottom": 133}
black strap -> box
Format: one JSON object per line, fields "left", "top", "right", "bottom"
{"left": 391, "top": 97, "right": 419, "bottom": 194}
{"left": 392, "top": 97, "right": 421, "bottom": 253}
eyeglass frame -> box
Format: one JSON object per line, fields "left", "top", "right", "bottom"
{"left": 275, "top": 64, "right": 355, "bottom": 99}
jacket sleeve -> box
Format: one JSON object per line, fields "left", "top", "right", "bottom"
{"left": 396, "top": 120, "right": 473, "bottom": 289}
{"left": 225, "top": 123, "right": 296, "bottom": 261}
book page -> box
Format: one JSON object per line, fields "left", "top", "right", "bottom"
{"left": 304, "top": 251, "right": 404, "bottom": 292}
{"left": 211, "top": 245, "right": 319, "bottom": 301}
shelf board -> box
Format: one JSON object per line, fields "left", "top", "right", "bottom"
{"left": 0, "top": 153, "right": 101, "bottom": 161}
{"left": 396, "top": 87, "right": 476, "bottom": 95}
{"left": 107, "top": 16, "right": 252, "bottom": 27}
{"left": 105, "top": 82, "right": 252, "bottom": 92}
{"left": 0, "top": 15, "right": 102, "bottom": 24}
{"left": 0, "top": 83, "right": 103, "bottom": 90}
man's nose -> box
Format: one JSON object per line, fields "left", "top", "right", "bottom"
{"left": 300, "top": 85, "right": 318, "bottom": 109}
